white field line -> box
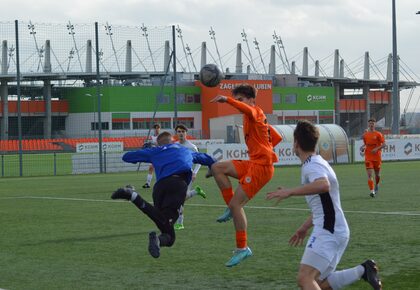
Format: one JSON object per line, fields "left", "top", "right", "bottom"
{"left": 1, "top": 195, "right": 420, "bottom": 217}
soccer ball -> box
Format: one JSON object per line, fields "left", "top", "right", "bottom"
{"left": 199, "top": 64, "right": 224, "bottom": 87}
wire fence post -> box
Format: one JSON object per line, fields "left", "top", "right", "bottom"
{"left": 95, "top": 22, "right": 103, "bottom": 173}
{"left": 15, "top": 20, "right": 23, "bottom": 177}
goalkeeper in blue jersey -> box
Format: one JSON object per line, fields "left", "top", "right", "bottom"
{"left": 111, "top": 131, "right": 216, "bottom": 258}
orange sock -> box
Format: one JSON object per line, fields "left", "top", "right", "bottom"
{"left": 236, "top": 230, "right": 247, "bottom": 249}
{"left": 375, "top": 176, "right": 380, "bottom": 185}
{"left": 368, "top": 179, "right": 374, "bottom": 191}
{"left": 221, "top": 188, "right": 234, "bottom": 205}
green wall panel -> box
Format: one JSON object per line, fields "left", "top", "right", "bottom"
{"left": 62, "top": 85, "right": 335, "bottom": 113}
{"left": 63, "top": 86, "right": 202, "bottom": 113}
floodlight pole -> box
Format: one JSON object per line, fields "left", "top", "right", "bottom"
{"left": 95, "top": 22, "right": 103, "bottom": 173}
{"left": 172, "top": 25, "right": 178, "bottom": 127}
{"left": 391, "top": 0, "right": 400, "bottom": 134}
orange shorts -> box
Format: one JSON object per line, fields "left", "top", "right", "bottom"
{"left": 232, "top": 160, "right": 274, "bottom": 199}
{"left": 365, "top": 160, "right": 381, "bottom": 170}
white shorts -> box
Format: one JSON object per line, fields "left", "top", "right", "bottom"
{"left": 301, "top": 229, "right": 349, "bottom": 280}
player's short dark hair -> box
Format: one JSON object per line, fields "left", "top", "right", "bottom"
{"left": 368, "top": 117, "right": 376, "bottom": 123}
{"left": 232, "top": 84, "right": 256, "bottom": 99}
{"left": 157, "top": 131, "right": 172, "bottom": 145}
{"left": 294, "top": 120, "right": 319, "bottom": 152}
{"left": 153, "top": 123, "right": 161, "bottom": 129}
{"left": 175, "top": 124, "right": 188, "bottom": 132}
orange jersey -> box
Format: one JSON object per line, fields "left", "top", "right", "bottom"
{"left": 226, "top": 97, "right": 282, "bottom": 164}
{"left": 363, "top": 130, "right": 385, "bottom": 161}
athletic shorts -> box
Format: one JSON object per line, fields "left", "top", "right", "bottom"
{"left": 232, "top": 160, "right": 274, "bottom": 199}
{"left": 301, "top": 229, "right": 349, "bottom": 280}
{"left": 153, "top": 174, "right": 188, "bottom": 221}
{"left": 365, "top": 160, "right": 381, "bottom": 170}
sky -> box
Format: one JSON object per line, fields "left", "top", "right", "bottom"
{"left": 1, "top": 0, "right": 420, "bottom": 112}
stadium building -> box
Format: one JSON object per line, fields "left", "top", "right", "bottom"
{"left": 0, "top": 22, "right": 419, "bottom": 148}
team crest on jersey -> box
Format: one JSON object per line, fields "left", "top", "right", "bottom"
{"left": 245, "top": 176, "right": 252, "bottom": 183}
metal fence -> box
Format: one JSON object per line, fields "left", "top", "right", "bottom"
{"left": 0, "top": 21, "right": 179, "bottom": 176}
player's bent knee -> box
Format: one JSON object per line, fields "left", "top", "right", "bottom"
{"left": 212, "top": 161, "right": 233, "bottom": 175}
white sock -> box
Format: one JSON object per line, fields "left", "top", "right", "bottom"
{"left": 146, "top": 174, "right": 153, "bottom": 184}
{"left": 186, "top": 189, "right": 196, "bottom": 200}
{"left": 130, "top": 191, "right": 138, "bottom": 202}
{"left": 177, "top": 205, "right": 184, "bottom": 224}
{"left": 327, "top": 265, "right": 364, "bottom": 290}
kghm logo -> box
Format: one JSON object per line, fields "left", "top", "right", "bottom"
{"left": 213, "top": 148, "right": 224, "bottom": 161}
{"left": 306, "top": 95, "right": 327, "bottom": 102}
{"left": 404, "top": 142, "right": 412, "bottom": 155}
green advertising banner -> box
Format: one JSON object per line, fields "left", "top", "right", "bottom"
{"left": 272, "top": 87, "right": 335, "bottom": 110}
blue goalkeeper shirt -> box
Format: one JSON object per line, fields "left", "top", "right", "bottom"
{"left": 122, "top": 143, "right": 216, "bottom": 184}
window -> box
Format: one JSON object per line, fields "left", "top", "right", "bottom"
{"left": 132, "top": 118, "right": 171, "bottom": 129}
{"left": 186, "top": 94, "right": 194, "bottom": 104}
{"left": 112, "top": 121, "right": 130, "bottom": 130}
{"left": 194, "top": 94, "right": 201, "bottom": 103}
{"left": 285, "top": 118, "right": 298, "bottom": 125}
{"left": 176, "top": 94, "right": 185, "bottom": 104}
{"left": 112, "top": 113, "right": 130, "bottom": 130}
{"left": 52, "top": 116, "right": 66, "bottom": 131}
{"left": 174, "top": 117, "right": 194, "bottom": 129}
{"left": 272, "top": 94, "right": 281, "bottom": 104}
{"left": 158, "top": 94, "right": 170, "bottom": 104}
{"left": 176, "top": 93, "right": 200, "bottom": 104}
{"left": 91, "top": 122, "right": 109, "bottom": 130}
{"left": 285, "top": 94, "right": 297, "bottom": 104}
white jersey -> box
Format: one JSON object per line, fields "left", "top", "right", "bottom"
{"left": 301, "top": 155, "right": 349, "bottom": 237}
{"left": 177, "top": 139, "right": 201, "bottom": 174}
{"left": 150, "top": 135, "right": 158, "bottom": 145}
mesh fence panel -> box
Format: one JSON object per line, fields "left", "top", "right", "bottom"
{"left": 0, "top": 21, "right": 176, "bottom": 177}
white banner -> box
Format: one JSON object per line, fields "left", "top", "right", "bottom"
{"left": 207, "top": 143, "right": 301, "bottom": 165}
{"left": 190, "top": 139, "right": 224, "bottom": 149}
{"left": 354, "top": 138, "right": 420, "bottom": 162}
{"left": 76, "top": 142, "right": 124, "bottom": 153}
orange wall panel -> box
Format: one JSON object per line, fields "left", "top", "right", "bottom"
{"left": 340, "top": 99, "right": 366, "bottom": 112}
{"left": 0, "top": 100, "right": 68, "bottom": 114}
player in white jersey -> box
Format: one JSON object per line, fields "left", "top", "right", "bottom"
{"left": 173, "top": 124, "right": 206, "bottom": 230}
{"left": 267, "top": 120, "right": 382, "bottom": 290}
{"left": 143, "top": 124, "right": 160, "bottom": 188}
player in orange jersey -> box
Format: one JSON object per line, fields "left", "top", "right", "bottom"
{"left": 209, "top": 84, "right": 283, "bottom": 267}
{"left": 362, "top": 118, "right": 385, "bottom": 197}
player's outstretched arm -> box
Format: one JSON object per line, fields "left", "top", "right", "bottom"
{"left": 192, "top": 152, "right": 217, "bottom": 168}
{"left": 266, "top": 178, "right": 330, "bottom": 203}
{"left": 122, "top": 148, "right": 153, "bottom": 164}
{"left": 210, "top": 95, "right": 228, "bottom": 103}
